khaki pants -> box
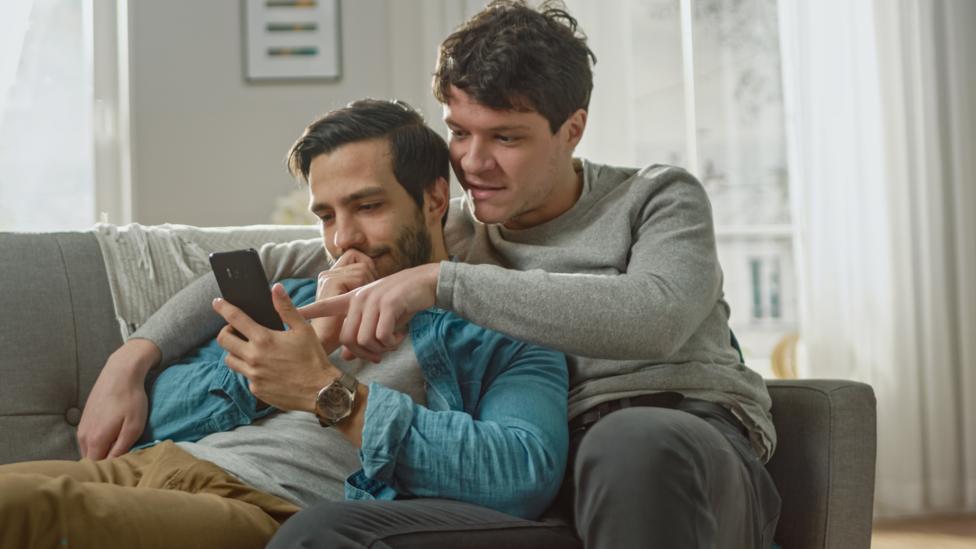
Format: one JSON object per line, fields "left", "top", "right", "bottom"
{"left": 0, "top": 441, "right": 300, "bottom": 549}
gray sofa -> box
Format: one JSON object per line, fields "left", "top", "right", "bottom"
{"left": 0, "top": 228, "right": 877, "bottom": 549}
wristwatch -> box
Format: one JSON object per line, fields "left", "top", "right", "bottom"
{"left": 314, "top": 371, "right": 359, "bottom": 427}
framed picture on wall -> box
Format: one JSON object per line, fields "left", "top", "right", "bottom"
{"left": 242, "top": 0, "right": 341, "bottom": 81}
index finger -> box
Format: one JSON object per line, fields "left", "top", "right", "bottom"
{"left": 299, "top": 292, "right": 352, "bottom": 320}
{"left": 212, "top": 297, "right": 266, "bottom": 341}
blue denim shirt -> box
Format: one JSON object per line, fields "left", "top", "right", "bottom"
{"left": 140, "top": 278, "right": 569, "bottom": 519}
{"left": 136, "top": 278, "right": 317, "bottom": 447}
{"left": 348, "top": 306, "right": 569, "bottom": 519}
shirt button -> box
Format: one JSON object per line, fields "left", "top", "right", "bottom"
{"left": 65, "top": 407, "right": 82, "bottom": 426}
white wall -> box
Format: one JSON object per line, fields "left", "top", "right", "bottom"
{"left": 128, "top": 0, "right": 399, "bottom": 226}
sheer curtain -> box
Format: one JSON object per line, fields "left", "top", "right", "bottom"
{"left": 0, "top": 0, "right": 94, "bottom": 231}
{"left": 779, "top": 0, "right": 976, "bottom": 517}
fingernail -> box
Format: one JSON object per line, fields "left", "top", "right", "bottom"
{"left": 213, "top": 298, "right": 221, "bottom": 306}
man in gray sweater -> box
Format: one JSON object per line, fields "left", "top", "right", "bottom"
{"left": 274, "top": 2, "right": 782, "bottom": 548}
{"left": 82, "top": 2, "right": 781, "bottom": 549}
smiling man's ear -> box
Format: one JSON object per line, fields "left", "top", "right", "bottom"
{"left": 423, "top": 177, "right": 451, "bottom": 226}
{"left": 561, "top": 108, "right": 588, "bottom": 151}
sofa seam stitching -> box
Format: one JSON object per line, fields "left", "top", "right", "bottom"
{"left": 823, "top": 387, "right": 834, "bottom": 548}
{"left": 54, "top": 235, "right": 83, "bottom": 415}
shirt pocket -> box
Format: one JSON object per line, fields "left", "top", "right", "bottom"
{"left": 205, "top": 361, "right": 275, "bottom": 433}
{"left": 142, "top": 360, "right": 237, "bottom": 444}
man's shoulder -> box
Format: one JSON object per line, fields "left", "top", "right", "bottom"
{"left": 581, "top": 160, "right": 711, "bottom": 217}
{"left": 584, "top": 159, "right": 701, "bottom": 193}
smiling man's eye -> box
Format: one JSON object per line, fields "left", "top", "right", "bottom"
{"left": 360, "top": 202, "right": 382, "bottom": 211}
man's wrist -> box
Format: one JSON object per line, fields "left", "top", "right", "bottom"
{"left": 307, "top": 365, "right": 340, "bottom": 414}
{"left": 334, "top": 383, "right": 369, "bottom": 447}
{"left": 117, "top": 338, "right": 162, "bottom": 376}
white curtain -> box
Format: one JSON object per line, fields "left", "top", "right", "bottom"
{"left": 779, "top": 0, "right": 976, "bottom": 518}
{"left": 0, "top": 0, "right": 94, "bottom": 231}
{"left": 0, "top": 1, "right": 33, "bottom": 114}
{"left": 386, "top": 0, "right": 487, "bottom": 198}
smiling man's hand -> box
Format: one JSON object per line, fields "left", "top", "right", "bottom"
{"left": 311, "top": 250, "right": 377, "bottom": 354}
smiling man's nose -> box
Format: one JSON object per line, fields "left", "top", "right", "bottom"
{"left": 333, "top": 218, "right": 366, "bottom": 252}
{"left": 460, "top": 138, "right": 495, "bottom": 175}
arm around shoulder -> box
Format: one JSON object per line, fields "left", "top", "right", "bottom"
{"left": 436, "top": 169, "right": 723, "bottom": 360}
{"left": 132, "top": 239, "right": 329, "bottom": 367}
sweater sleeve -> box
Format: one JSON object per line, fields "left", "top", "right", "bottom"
{"left": 131, "top": 238, "right": 329, "bottom": 366}
{"left": 436, "top": 171, "right": 722, "bottom": 361}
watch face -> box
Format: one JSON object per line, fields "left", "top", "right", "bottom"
{"left": 318, "top": 384, "right": 353, "bottom": 422}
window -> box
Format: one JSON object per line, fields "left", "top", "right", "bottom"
{"left": 569, "top": 0, "right": 795, "bottom": 376}
{"left": 0, "top": 0, "right": 94, "bottom": 231}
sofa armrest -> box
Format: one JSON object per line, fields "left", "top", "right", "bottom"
{"left": 766, "top": 379, "right": 876, "bottom": 549}
{"left": 0, "top": 232, "right": 122, "bottom": 464}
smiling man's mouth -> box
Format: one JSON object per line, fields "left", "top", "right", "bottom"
{"left": 466, "top": 182, "right": 505, "bottom": 200}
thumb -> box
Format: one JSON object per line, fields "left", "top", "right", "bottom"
{"left": 299, "top": 292, "right": 352, "bottom": 320}
{"left": 271, "top": 283, "right": 306, "bottom": 328}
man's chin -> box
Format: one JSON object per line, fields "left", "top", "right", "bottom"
{"left": 375, "top": 254, "right": 423, "bottom": 278}
{"left": 470, "top": 202, "right": 510, "bottom": 226}
{"left": 372, "top": 253, "right": 397, "bottom": 278}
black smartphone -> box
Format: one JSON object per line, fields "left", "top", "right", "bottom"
{"left": 209, "top": 249, "right": 285, "bottom": 332}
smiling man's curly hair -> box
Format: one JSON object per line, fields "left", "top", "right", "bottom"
{"left": 433, "top": 0, "right": 597, "bottom": 133}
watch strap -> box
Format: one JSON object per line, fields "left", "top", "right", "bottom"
{"left": 336, "top": 370, "right": 359, "bottom": 393}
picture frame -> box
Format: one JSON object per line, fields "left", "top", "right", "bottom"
{"left": 242, "top": 0, "right": 342, "bottom": 82}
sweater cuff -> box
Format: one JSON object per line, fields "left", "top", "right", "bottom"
{"left": 129, "top": 321, "right": 180, "bottom": 367}
{"left": 435, "top": 259, "right": 458, "bottom": 311}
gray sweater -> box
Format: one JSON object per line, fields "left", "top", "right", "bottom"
{"left": 132, "top": 160, "right": 775, "bottom": 461}
{"left": 438, "top": 161, "right": 774, "bottom": 461}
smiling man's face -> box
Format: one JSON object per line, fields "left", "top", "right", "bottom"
{"left": 307, "top": 138, "right": 432, "bottom": 277}
{"left": 443, "top": 86, "right": 580, "bottom": 230}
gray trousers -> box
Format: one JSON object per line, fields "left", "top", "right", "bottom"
{"left": 268, "top": 401, "right": 781, "bottom": 549}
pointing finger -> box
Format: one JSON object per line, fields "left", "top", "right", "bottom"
{"left": 299, "top": 293, "right": 352, "bottom": 320}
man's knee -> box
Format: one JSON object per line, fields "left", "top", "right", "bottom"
{"left": 269, "top": 500, "right": 385, "bottom": 549}
{"left": 0, "top": 474, "right": 64, "bottom": 546}
{"left": 0, "top": 473, "right": 59, "bottom": 513}
{"left": 572, "top": 408, "right": 735, "bottom": 546}
{"left": 574, "top": 407, "right": 708, "bottom": 483}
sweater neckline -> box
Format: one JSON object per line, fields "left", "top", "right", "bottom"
{"left": 497, "top": 158, "right": 595, "bottom": 241}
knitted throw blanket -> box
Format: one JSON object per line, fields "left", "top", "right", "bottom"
{"left": 92, "top": 222, "right": 319, "bottom": 338}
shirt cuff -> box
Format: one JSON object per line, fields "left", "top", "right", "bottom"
{"left": 359, "top": 382, "right": 415, "bottom": 483}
